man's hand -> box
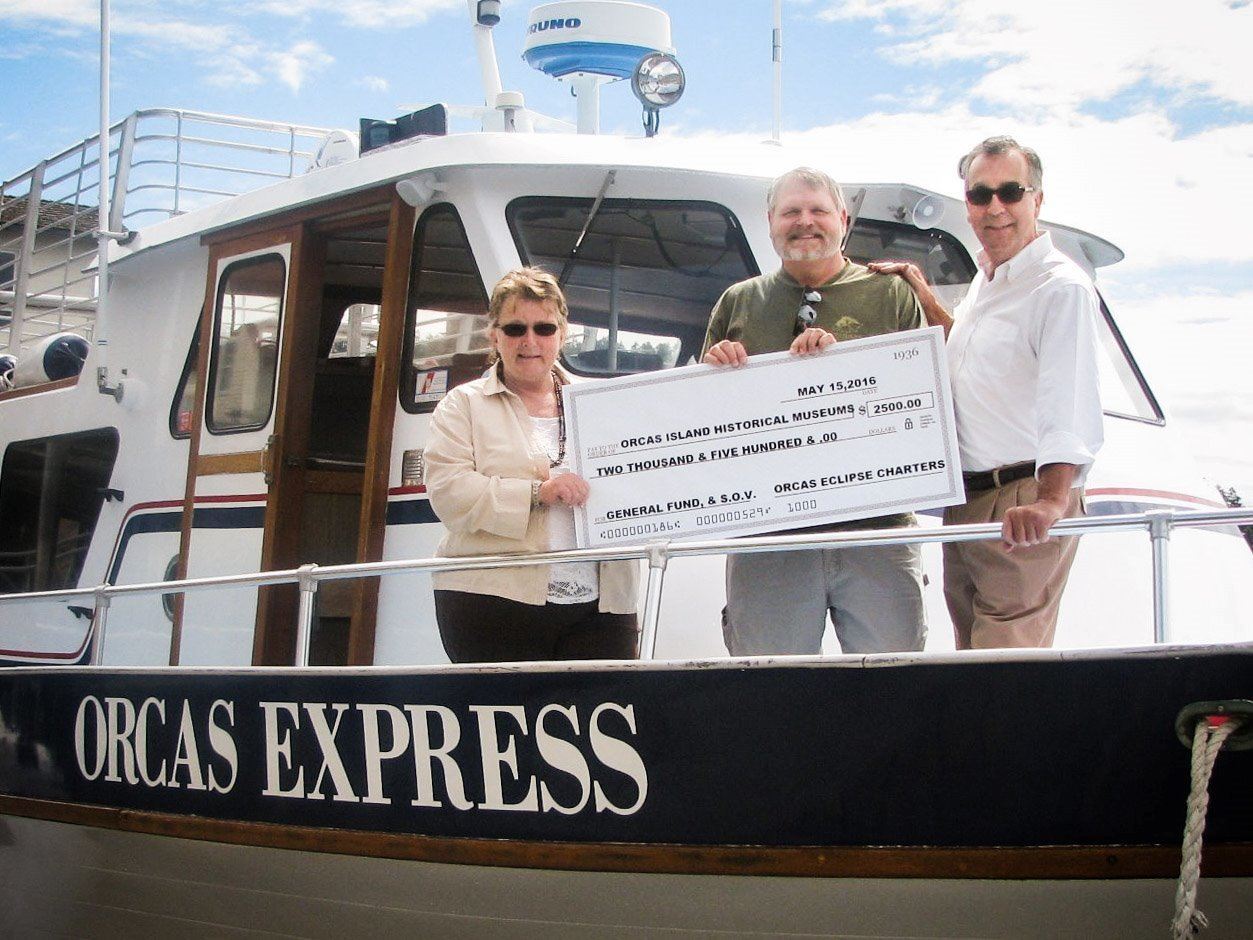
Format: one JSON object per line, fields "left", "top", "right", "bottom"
{"left": 1000, "top": 463, "right": 1079, "bottom": 550}
{"left": 789, "top": 327, "right": 836, "bottom": 356}
{"left": 1001, "top": 497, "right": 1068, "bottom": 550}
{"left": 703, "top": 339, "right": 749, "bottom": 367}
{"left": 867, "top": 260, "right": 954, "bottom": 337}
{"left": 867, "top": 259, "right": 926, "bottom": 290}
{"left": 539, "top": 473, "right": 590, "bottom": 508}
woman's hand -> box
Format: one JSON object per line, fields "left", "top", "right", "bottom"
{"left": 538, "top": 472, "right": 590, "bottom": 508}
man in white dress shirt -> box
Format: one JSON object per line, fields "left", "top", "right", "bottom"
{"left": 871, "top": 137, "right": 1104, "bottom": 648}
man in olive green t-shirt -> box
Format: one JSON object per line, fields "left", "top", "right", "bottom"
{"left": 702, "top": 166, "right": 927, "bottom": 656}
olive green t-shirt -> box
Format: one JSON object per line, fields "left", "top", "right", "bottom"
{"left": 702, "top": 261, "right": 923, "bottom": 356}
{"left": 702, "top": 261, "right": 924, "bottom": 532}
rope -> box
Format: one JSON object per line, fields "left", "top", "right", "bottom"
{"left": 1171, "top": 715, "right": 1241, "bottom": 939}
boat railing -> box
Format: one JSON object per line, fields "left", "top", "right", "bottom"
{"left": 1, "top": 506, "right": 1250, "bottom": 667}
{"left": 1, "top": 109, "right": 336, "bottom": 354}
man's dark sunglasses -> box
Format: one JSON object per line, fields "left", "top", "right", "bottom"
{"left": 499, "top": 321, "right": 560, "bottom": 338}
{"left": 965, "top": 182, "right": 1038, "bottom": 206}
{"left": 794, "top": 288, "right": 822, "bottom": 336}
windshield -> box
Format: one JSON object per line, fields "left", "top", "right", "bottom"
{"left": 509, "top": 197, "right": 759, "bottom": 375}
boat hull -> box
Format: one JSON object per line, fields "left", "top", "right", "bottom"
{"left": 1, "top": 647, "right": 1250, "bottom": 935}
{"left": 2, "top": 813, "right": 1251, "bottom": 938}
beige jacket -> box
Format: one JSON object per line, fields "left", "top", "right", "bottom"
{"left": 423, "top": 367, "right": 639, "bottom": 612}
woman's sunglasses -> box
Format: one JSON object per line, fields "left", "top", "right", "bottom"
{"left": 965, "top": 182, "right": 1038, "bottom": 206}
{"left": 498, "top": 321, "right": 560, "bottom": 338}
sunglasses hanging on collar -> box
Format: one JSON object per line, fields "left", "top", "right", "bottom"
{"left": 794, "top": 288, "right": 822, "bottom": 336}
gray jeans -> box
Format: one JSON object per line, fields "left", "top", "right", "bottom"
{"left": 722, "top": 541, "right": 926, "bottom": 655}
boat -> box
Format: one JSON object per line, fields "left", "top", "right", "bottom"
{"left": 1, "top": 2, "right": 1250, "bottom": 935}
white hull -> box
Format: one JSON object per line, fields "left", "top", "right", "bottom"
{"left": 4, "top": 814, "right": 1250, "bottom": 938}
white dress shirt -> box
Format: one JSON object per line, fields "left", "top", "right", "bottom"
{"left": 947, "top": 231, "right": 1104, "bottom": 484}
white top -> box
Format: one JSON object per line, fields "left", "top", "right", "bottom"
{"left": 532, "top": 416, "right": 599, "bottom": 604}
{"left": 946, "top": 232, "right": 1104, "bottom": 484}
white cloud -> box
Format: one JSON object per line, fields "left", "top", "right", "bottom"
{"left": 119, "top": 16, "right": 238, "bottom": 53}
{"left": 201, "top": 46, "right": 266, "bottom": 89}
{"left": 869, "top": 85, "right": 943, "bottom": 110}
{"left": 270, "top": 40, "right": 333, "bottom": 93}
{"left": 817, "top": 0, "right": 1253, "bottom": 113}
{"left": 0, "top": 0, "right": 95, "bottom": 26}
{"left": 0, "top": 2, "right": 342, "bottom": 95}
{"left": 250, "top": 0, "right": 462, "bottom": 28}
{"left": 1109, "top": 288, "right": 1253, "bottom": 492}
{"left": 359, "top": 75, "right": 391, "bottom": 93}
{"left": 678, "top": 105, "right": 1253, "bottom": 270}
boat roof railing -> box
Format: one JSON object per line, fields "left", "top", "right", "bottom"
{"left": 2, "top": 506, "right": 1250, "bottom": 668}
{"left": 1, "top": 109, "right": 336, "bottom": 354}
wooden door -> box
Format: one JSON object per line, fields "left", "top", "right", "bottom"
{"left": 174, "top": 226, "right": 320, "bottom": 665}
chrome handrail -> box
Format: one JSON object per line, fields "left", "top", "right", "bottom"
{"left": 2, "top": 109, "right": 336, "bottom": 353}
{"left": 1, "top": 507, "right": 1249, "bottom": 666}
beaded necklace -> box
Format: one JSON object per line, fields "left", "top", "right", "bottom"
{"left": 548, "top": 370, "right": 566, "bottom": 467}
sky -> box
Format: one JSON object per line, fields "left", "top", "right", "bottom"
{"left": 2, "top": 0, "right": 1251, "bottom": 496}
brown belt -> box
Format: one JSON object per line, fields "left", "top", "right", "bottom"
{"left": 962, "top": 461, "right": 1035, "bottom": 493}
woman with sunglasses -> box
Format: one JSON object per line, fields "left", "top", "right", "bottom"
{"left": 423, "top": 267, "right": 640, "bottom": 663}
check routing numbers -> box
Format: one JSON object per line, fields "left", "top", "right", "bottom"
{"left": 565, "top": 327, "right": 962, "bottom": 546}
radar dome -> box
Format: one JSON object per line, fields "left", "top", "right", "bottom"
{"left": 523, "top": 1, "right": 673, "bottom": 81}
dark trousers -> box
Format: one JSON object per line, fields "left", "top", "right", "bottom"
{"left": 434, "top": 590, "right": 639, "bottom": 663}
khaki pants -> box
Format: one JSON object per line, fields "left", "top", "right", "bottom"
{"left": 943, "top": 478, "right": 1083, "bottom": 649}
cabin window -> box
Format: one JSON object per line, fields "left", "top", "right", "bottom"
{"left": 844, "top": 219, "right": 976, "bottom": 287}
{"left": 0, "top": 428, "right": 119, "bottom": 594}
{"left": 845, "top": 221, "right": 1162, "bottom": 424}
{"left": 329, "top": 303, "right": 380, "bottom": 359}
{"left": 170, "top": 327, "right": 199, "bottom": 438}
{"left": 0, "top": 249, "right": 14, "bottom": 289}
{"left": 508, "top": 198, "right": 758, "bottom": 375}
{"left": 399, "top": 204, "right": 490, "bottom": 414}
{"left": 306, "top": 300, "right": 381, "bottom": 465}
{"left": 1094, "top": 293, "right": 1164, "bottom": 424}
{"left": 206, "top": 254, "right": 286, "bottom": 433}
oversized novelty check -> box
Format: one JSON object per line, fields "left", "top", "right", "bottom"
{"left": 564, "top": 326, "right": 963, "bottom": 547}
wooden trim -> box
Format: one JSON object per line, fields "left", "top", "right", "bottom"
{"left": 199, "top": 225, "right": 302, "bottom": 260}
{"left": 311, "top": 207, "right": 391, "bottom": 237}
{"left": 252, "top": 224, "right": 321, "bottom": 666}
{"left": 2, "top": 795, "right": 1250, "bottom": 880}
{"left": 304, "top": 468, "right": 364, "bottom": 494}
{"left": 0, "top": 375, "right": 78, "bottom": 401}
{"left": 175, "top": 226, "right": 299, "bottom": 665}
{"left": 172, "top": 266, "right": 217, "bottom": 664}
{"left": 201, "top": 187, "right": 393, "bottom": 248}
{"left": 195, "top": 450, "right": 266, "bottom": 476}
{"left": 348, "top": 192, "right": 415, "bottom": 666}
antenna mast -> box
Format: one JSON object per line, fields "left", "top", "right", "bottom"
{"left": 772, "top": 0, "right": 782, "bottom": 142}
{"left": 467, "top": 0, "right": 505, "bottom": 105}
{"left": 93, "top": 0, "right": 126, "bottom": 400}
{"left": 95, "top": 0, "right": 117, "bottom": 399}
{"left": 96, "top": 0, "right": 110, "bottom": 363}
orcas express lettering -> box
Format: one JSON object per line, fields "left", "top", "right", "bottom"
{"left": 470, "top": 704, "right": 540, "bottom": 812}
{"left": 72, "top": 694, "right": 238, "bottom": 793}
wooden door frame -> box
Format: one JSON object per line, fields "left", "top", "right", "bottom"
{"left": 249, "top": 223, "right": 322, "bottom": 665}
{"left": 172, "top": 225, "right": 299, "bottom": 665}
{"left": 348, "top": 192, "right": 415, "bottom": 665}
{"left": 175, "top": 183, "right": 403, "bottom": 666}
